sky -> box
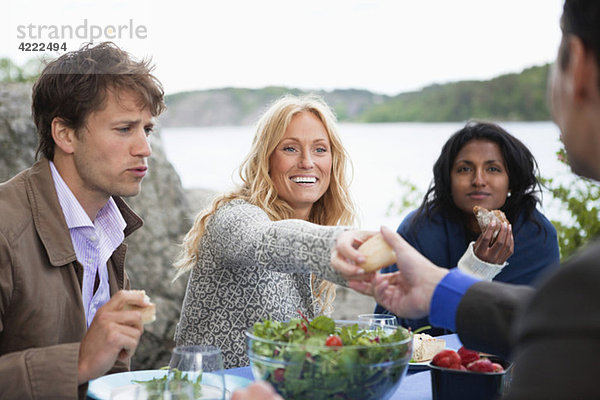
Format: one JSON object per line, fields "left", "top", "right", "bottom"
{"left": 2, "top": 0, "right": 564, "bottom": 96}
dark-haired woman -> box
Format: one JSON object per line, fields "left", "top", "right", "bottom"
{"left": 375, "top": 121, "right": 560, "bottom": 333}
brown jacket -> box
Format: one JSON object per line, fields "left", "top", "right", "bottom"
{"left": 0, "top": 159, "right": 143, "bottom": 400}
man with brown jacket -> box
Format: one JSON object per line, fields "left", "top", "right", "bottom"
{"left": 0, "top": 42, "right": 165, "bottom": 399}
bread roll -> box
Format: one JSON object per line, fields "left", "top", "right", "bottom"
{"left": 412, "top": 333, "right": 446, "bottom": 362}
{"left": 123, "top": 290, "right": 156, "bottom": 324}
{"left": 473, "top": 206, "right": 509, "bottom": 245}
{"left": 357, "top": 233, "right": 396, "bottom": 272}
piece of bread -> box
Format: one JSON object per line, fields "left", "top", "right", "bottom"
{"left": 123, "top": 290, "right": 156, "bottom": 324}
{"left": 412, "top": 333, "right": 446, "bottom": 362}
{"left": 473, "top": 206, "right": 509, "bottom": 244}
{"left": 357, "top": 233, "right": 396, "bottom": 272}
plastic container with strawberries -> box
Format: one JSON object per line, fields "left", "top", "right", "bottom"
{"left": 429, "top": 347, "right": 512, "bottom": 400}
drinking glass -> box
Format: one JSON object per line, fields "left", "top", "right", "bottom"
{"left": 168, "top": 345, "right": 228, "bottom": 400}
{"left": 358, "top": 313, "right": 398, "bottom": 329}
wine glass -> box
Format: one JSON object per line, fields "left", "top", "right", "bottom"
{"left": 358, "top": 313, "right": 398, "bottom": 329}
{"left": 168, "top": 345, "right": 228, "bottom": 400}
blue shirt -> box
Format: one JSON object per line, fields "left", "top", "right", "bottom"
{"left": 429, "top": 268, "right": 479, "bottom": 331}
{"left": 375, "top": 206, "right": 560, "bottom": 331}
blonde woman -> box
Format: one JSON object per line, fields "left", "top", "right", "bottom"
{"left": 174, "top": 95, "right": 370, "bottom": 368}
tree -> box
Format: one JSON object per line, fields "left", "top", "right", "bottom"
{"left": 0, "top": 57, "right": 43, "bottom": 83}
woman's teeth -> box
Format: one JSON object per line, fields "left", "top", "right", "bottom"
{"left": 292, "top": 176, "right": 317, "bottom": 183}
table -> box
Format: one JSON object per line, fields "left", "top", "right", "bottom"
{"left": 226, "top": 333, "right": 462, "bottom": 400}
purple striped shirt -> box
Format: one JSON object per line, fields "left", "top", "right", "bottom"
{"left": 50, "top": 161, "right": 126, "bottom": 327}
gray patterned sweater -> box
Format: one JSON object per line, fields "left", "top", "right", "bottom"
{"left": 174, "top": 199, "right": 347, "bottom": 368}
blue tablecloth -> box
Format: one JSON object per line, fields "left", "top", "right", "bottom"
{"left": 226, "top": 333, "right": 462, "bottom": 400}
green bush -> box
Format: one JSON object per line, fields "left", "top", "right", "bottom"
{"left": 0, "top": 57, "right": 42, "bottom": 83}
{"left": 541, "top": 148, "right": 600, "bottom": 260}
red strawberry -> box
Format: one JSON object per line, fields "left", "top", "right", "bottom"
{"left": 457, "top": 346, "right": 480, "bottom": 366}
{"left": 467, "top": 358, "right": 495, "bottom": 373}
{"left": 432, "top": 349, "right": 462, "bottom": 370}
{"left": 491, "top": 362, "right": 505, "bottom": 372}
{"left": 273, "top": 368, "right": 285, "bottom": 382}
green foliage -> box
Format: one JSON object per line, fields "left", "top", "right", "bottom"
{"left": 359, "top": 64, "right": 551, "bottom": 122}
{"left": 0, "top": 58, "right": 43, "bottom": 83}
{"left": 162, "top": 64, "right": 551, "bottom": 126}
{"left": 541, "top": 149, "right": 600, "bottom": 260}
{"left": 386, "top": 177, "right": 424, "bottom": 218}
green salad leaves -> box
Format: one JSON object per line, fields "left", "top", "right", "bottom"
{"left": 248, "top": 315, "right": 411, "bottom": 400}
{"left": 133, "top": 368, "right": 202, "bottom": 399}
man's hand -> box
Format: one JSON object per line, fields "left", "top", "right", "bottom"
{"left": 330, "top": 230, "right": 377, "bottom": 280}
{"left": 473, "top": 222, "right": 514, "bottom": 264}
{"left": 232, "top": 381, "right": 283, "bottom": 400}
{"left": 349, "top": 226, "right": 449, "bottom": 319}
{"left": 77, "top": 290, "right": 149, "bottom": 384}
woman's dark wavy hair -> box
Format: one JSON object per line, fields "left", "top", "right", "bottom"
{"left": 414, "top": 121, "right": 542, "bottom": 229}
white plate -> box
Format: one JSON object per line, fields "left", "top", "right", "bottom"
{"left": 408, "top": 359, "right": 432, "bottom": 370}
{"left": 87, "top": 369, "right": 251, "bottom": 399}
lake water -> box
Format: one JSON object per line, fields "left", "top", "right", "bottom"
{"left": 160, "top": 121, "right": 575, "bottom": 229}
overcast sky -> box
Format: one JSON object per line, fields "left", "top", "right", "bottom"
{"left": 2, "top": 0, "right": 564, "bottom": 95}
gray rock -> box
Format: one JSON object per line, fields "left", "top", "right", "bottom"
{"left": 0, "top": 83, "right": 37, "bottom": 177}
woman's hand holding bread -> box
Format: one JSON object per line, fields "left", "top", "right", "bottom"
{"left": 472, "top": 206, "right": 514, "bottom": 264}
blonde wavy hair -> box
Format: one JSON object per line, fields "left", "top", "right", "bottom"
{"left": 174, "top": 94, "right": 356, "bottom": 315}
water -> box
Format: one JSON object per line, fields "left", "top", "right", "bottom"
{"left": 160, "top": 122, "right": 574, "bottom": 229}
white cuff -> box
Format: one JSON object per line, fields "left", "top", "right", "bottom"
{"left": 457, "top": 242, "right": 507, "bottom": 281}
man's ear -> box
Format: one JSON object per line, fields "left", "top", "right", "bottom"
{"left": 51, "top": 117, "right": 76, "bottom": 154}
{"left": 570, "top": 35, "right": 600, "bottom": 105}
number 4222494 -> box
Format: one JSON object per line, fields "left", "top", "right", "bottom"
{"left": 19, "top": 42, "right": 67, "bottom": 52}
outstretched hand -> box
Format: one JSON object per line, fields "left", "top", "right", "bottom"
{"left": 473, "top": 221, "right": 514, "bottom": 264}
{"left": 348, "top": 226, "right": 449, "bottom": 319}
{"left": 330, "top": 230, "right": 378, "bottom": 281}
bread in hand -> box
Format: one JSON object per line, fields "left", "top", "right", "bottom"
{"left": 123, "top": 290, "right": 156, "bottom": 324}
{"left": 473, "top": 206, "right": 509, "bottom": 244}
{"left": 357, "top": 233, "right": 396, "bottom": 272}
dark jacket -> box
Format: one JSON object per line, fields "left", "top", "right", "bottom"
{"left": 455, "top": 239, "right": 600, "bottom": 399}
{"left": 0, "top": 159, "right": 142, "bottom": 399}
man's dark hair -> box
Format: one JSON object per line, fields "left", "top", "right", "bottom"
{"left": 32, "top": 42, "right": 165, "bottom": 160}
{"left": 414, "top": 121, "right": 542, "bottom": 228}
{"left": 559, "top": 0, "right": 600, "bottom": 72}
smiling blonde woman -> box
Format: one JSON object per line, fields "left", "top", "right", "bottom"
{"left": 173, "top": 94, "right": 361, "bottom": 368}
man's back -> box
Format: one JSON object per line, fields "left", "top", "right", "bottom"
{"left": 505, "top": 239, "right": 600, "bottom": 398}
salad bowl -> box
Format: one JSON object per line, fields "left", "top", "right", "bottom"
{"left": 246, "top": 316, "right": 412, "bottom": 400}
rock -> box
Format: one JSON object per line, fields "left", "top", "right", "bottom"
{"left": 0, "top": 83, "right": 38, "bottom": 175}
{"left": 331, "top": 287, "right": 377, "bottom": 321}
